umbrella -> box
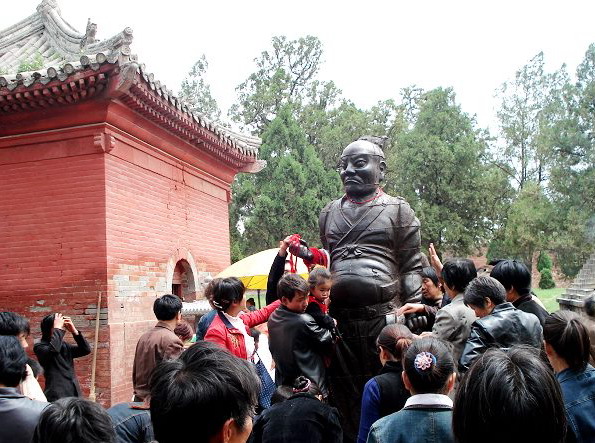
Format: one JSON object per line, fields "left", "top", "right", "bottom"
{"left": 216, "top": 248, "right": 309, "bottom": 290}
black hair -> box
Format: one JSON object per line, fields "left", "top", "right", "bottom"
{"left": 490, "top": 259, "right": 531, "bottom": 296}
{"left": 211, "top": 277, "right": 245, "bottom": 312}
{"left": 32, "top": 397, "right": 115, "bottom": 443}
{"left": 0, "top": 335, "right": 28, "bottom": 387}
{"left": 153, "top": 294, "right": 183, "bottom": 321}
{"left": 293, "top": 376, "right": 322, "bottom": 397}
{"left": 403, "top": 338, "right": 454, "bottom": 394}
{"left": 453, "top": 346, "right": 566, "bottom": 443}
{"left": 27, "top": 357, "right": 43, "bottom": 378}
{"left": 277, "top": 273, "right": 309, "bottom": 301}
{"left": 376, "top": 324, "right": 413, "bottom": 361}
{"left": 0, "top": 311, "right": 30, "bottom": 337}
{"left": 463, "top": 276, "right": 507, "bottom": 309}
{"left": 150, "top": 341, "right": 259, "bottom": 443}
{"left": 40, "top": 314, "right": 55, "bottom": 342}
{"left": 420, "top": 267, "right": 440, "bottom": 287}
{"left": 246, "top": 297, "right": 255, "bottom": 305}
{"left": 271, "top": 385, "right": 293, "bottom": 405}
{"left": 543, "top": 311, "right": 591, "bottom": 372}
{"left": 441, "top": 258, "right": 477, "bottom": 293}
{"left": 308, "top": 267, "right": 332, "bottom": 288}
{"left": 203, "top": 278, "right": 221, "bottom": 310}
{"left": 584, "top": 294, "right": 595, "bottom": 318}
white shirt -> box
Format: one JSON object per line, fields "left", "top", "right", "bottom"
{"left": 223, "top": 312, "right": 256, "bottom": 359}
{"left": 404, "top": 393, "right": 453, "bottom": 408}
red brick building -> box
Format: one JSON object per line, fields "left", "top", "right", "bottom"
{"left": 0, "top": 0, "right": 263, "bottom": 405}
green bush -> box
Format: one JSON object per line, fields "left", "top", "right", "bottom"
{"left": 539, "top": 268, "right": 556, "bottom": 289}
{"left": 537, "top": 251, "right": 553, "bottom": 272}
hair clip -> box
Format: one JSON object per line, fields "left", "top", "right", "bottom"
{"left": 414, "top": 351, "right": 436, "bottom": 372}
{"left": 293, "top": 379, "right": 311, "bottom": 393}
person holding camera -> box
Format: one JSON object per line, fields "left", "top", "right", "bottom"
{"left": 34, "top": 313, "right": 91, "bottom": 401}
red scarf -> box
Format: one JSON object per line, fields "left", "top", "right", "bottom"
{"left": 308, "top": 295, "right": 328, "bottom": 314}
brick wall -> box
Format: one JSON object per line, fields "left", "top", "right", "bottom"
{"left": 104, "top": 132, "right": 232, "bottom": 403}
{"left": 1, "top": 103, "right": 239, "bottom": 405}
{"left": 0, "top": 136, "right": 110, "bottom": 403}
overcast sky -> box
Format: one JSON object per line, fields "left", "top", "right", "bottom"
{"left": 3, "top": 0, "right": 595, "bottom": 132}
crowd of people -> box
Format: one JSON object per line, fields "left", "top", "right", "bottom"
{"left": 2, "top": 241, "right": 595, "bottom": 443}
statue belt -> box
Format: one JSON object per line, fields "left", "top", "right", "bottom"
{"left": 332, "top": 301, "right": 393, "bottom": 321}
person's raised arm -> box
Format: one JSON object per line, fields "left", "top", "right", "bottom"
{"left": 265, "top": 236, "right": 291, "bottom": 305}
{"left": 63, "top": 316, "right": 91, "bottom": 358}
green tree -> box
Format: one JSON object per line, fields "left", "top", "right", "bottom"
{"left": 496, "top": 52, "right": 566, "bottom": 189}
{"left": 498, "top": 182, "right": 554, "bottom": 267}
{"left": 386, "top": 87, "right": 511, "bottom": 255}
{"left": 178, "top": 55, "right": 221, "bottom": 121}
{"left": 540, "top": 44, "right": 595, "bottom": 276}
{"left": 229, "top": 36, "right": 324, "bottom": 132}
{"left": 539, "top": 268, "right": 556, "bottom": 289}
{"left": 230, "top": 107, "right": 341, "bottom": 258}
{"left": 537, "top": 251, "right": 553, "bottom": 272}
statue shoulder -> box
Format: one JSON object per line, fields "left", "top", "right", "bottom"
{"left": 381, "top": 193, "right": 414, "bottom": 210}
{"left": 320, "top": 198, "right": 341, "bottom": 215}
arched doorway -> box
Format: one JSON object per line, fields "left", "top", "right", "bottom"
{"left": 171, "top": 259, "right": 196, "bottom": 302}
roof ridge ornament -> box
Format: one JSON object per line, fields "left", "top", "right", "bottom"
{"left": 80, "top": 19, "right": 97, "bottom": 50}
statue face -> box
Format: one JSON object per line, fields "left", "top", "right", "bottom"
{"left": 338, "top": 140, "right": 386, "bottom": 197}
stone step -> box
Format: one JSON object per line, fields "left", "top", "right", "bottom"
{"left": 575, "top": 278, "right": 595, "bottom": 287}
{"left": 557, "top": 297, "right": 585, "bottom": 308}
{"left": 563, "top": 288, "right": 594, "bottom": 299}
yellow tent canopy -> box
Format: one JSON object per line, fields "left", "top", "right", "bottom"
{"left": 216, "top": 248, "right": 309, "bottom": 290}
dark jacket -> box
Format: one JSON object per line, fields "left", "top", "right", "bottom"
{"left": 459, "top": 302, "right": 543, "bottom": 372}
{"left": 265, "top": 253, "right": 286, "bottom": 305}
{"left": 305, "top": 297, "right": 336, "bottom": 332}
{"left": 513, "top": 294, "right": 549, "bottom": 326}
{"left": 248, "top": 393, "right": 342, "bottom": 443}
{"left": 0, "top": 387, "right": 48, "bottom": 443}
{"left": 268, "top": 305, "right": 333, "bottom": 395}
{"left": 357, "top": 360, "right": 410, "bottom": 443}
{"left": 132, "top": 322, "right": 184, "bottom": 401}
{"left": 33, "top": 329, "right": 91, "bottom": 401}
{"left": 107, "top": 402, "right": 154, "bottom": 443}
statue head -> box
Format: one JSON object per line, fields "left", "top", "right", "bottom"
{"left": 338, "top": 136, "right": 387, "bottom": 198}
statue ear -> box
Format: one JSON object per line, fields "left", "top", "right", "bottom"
{"left": 378, "top": 160, "right": 386, "bottom": 182}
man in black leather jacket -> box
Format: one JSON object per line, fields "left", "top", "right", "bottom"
{"left": 268, "top": 274, "right": 333, "bottom": 396}
{"left": 459, "top": 276, "right": 543, "bottom": 372}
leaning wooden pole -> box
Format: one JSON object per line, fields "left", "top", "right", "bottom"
{"left": 89, "top": 291, "right": 102, "bottom": 402}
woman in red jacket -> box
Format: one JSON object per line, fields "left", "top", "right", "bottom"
{"left": 204, "top": 277, "right": 280, "bottom": 360}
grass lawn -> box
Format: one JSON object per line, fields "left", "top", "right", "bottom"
{"left": 534, "top": 287, "right": 566, "bottom": 313}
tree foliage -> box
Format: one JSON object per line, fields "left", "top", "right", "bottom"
{"left": 229, "top": 36, "right": 325, "bottom": 132}
{"left": 539, "top": 268, "right": 556, "bottom": 289}
{"left": 230, "top": 107, "right": 341, "bottom": 258}
{"left": 385, "top": 88, "right": 511, "bottom": 255}
{"left": 537, "top": 251, "right": 553, "bottom": 272}
{"left": 178, "top": 55, "right": 222, "bottom": 122}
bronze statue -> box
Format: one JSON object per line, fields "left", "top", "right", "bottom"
{"left": 321, "top": 136, "right": 422, "bottom": 441}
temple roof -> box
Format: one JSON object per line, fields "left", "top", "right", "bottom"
{"left": 0, "top": 0, "right": 262, "bottom": 168}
